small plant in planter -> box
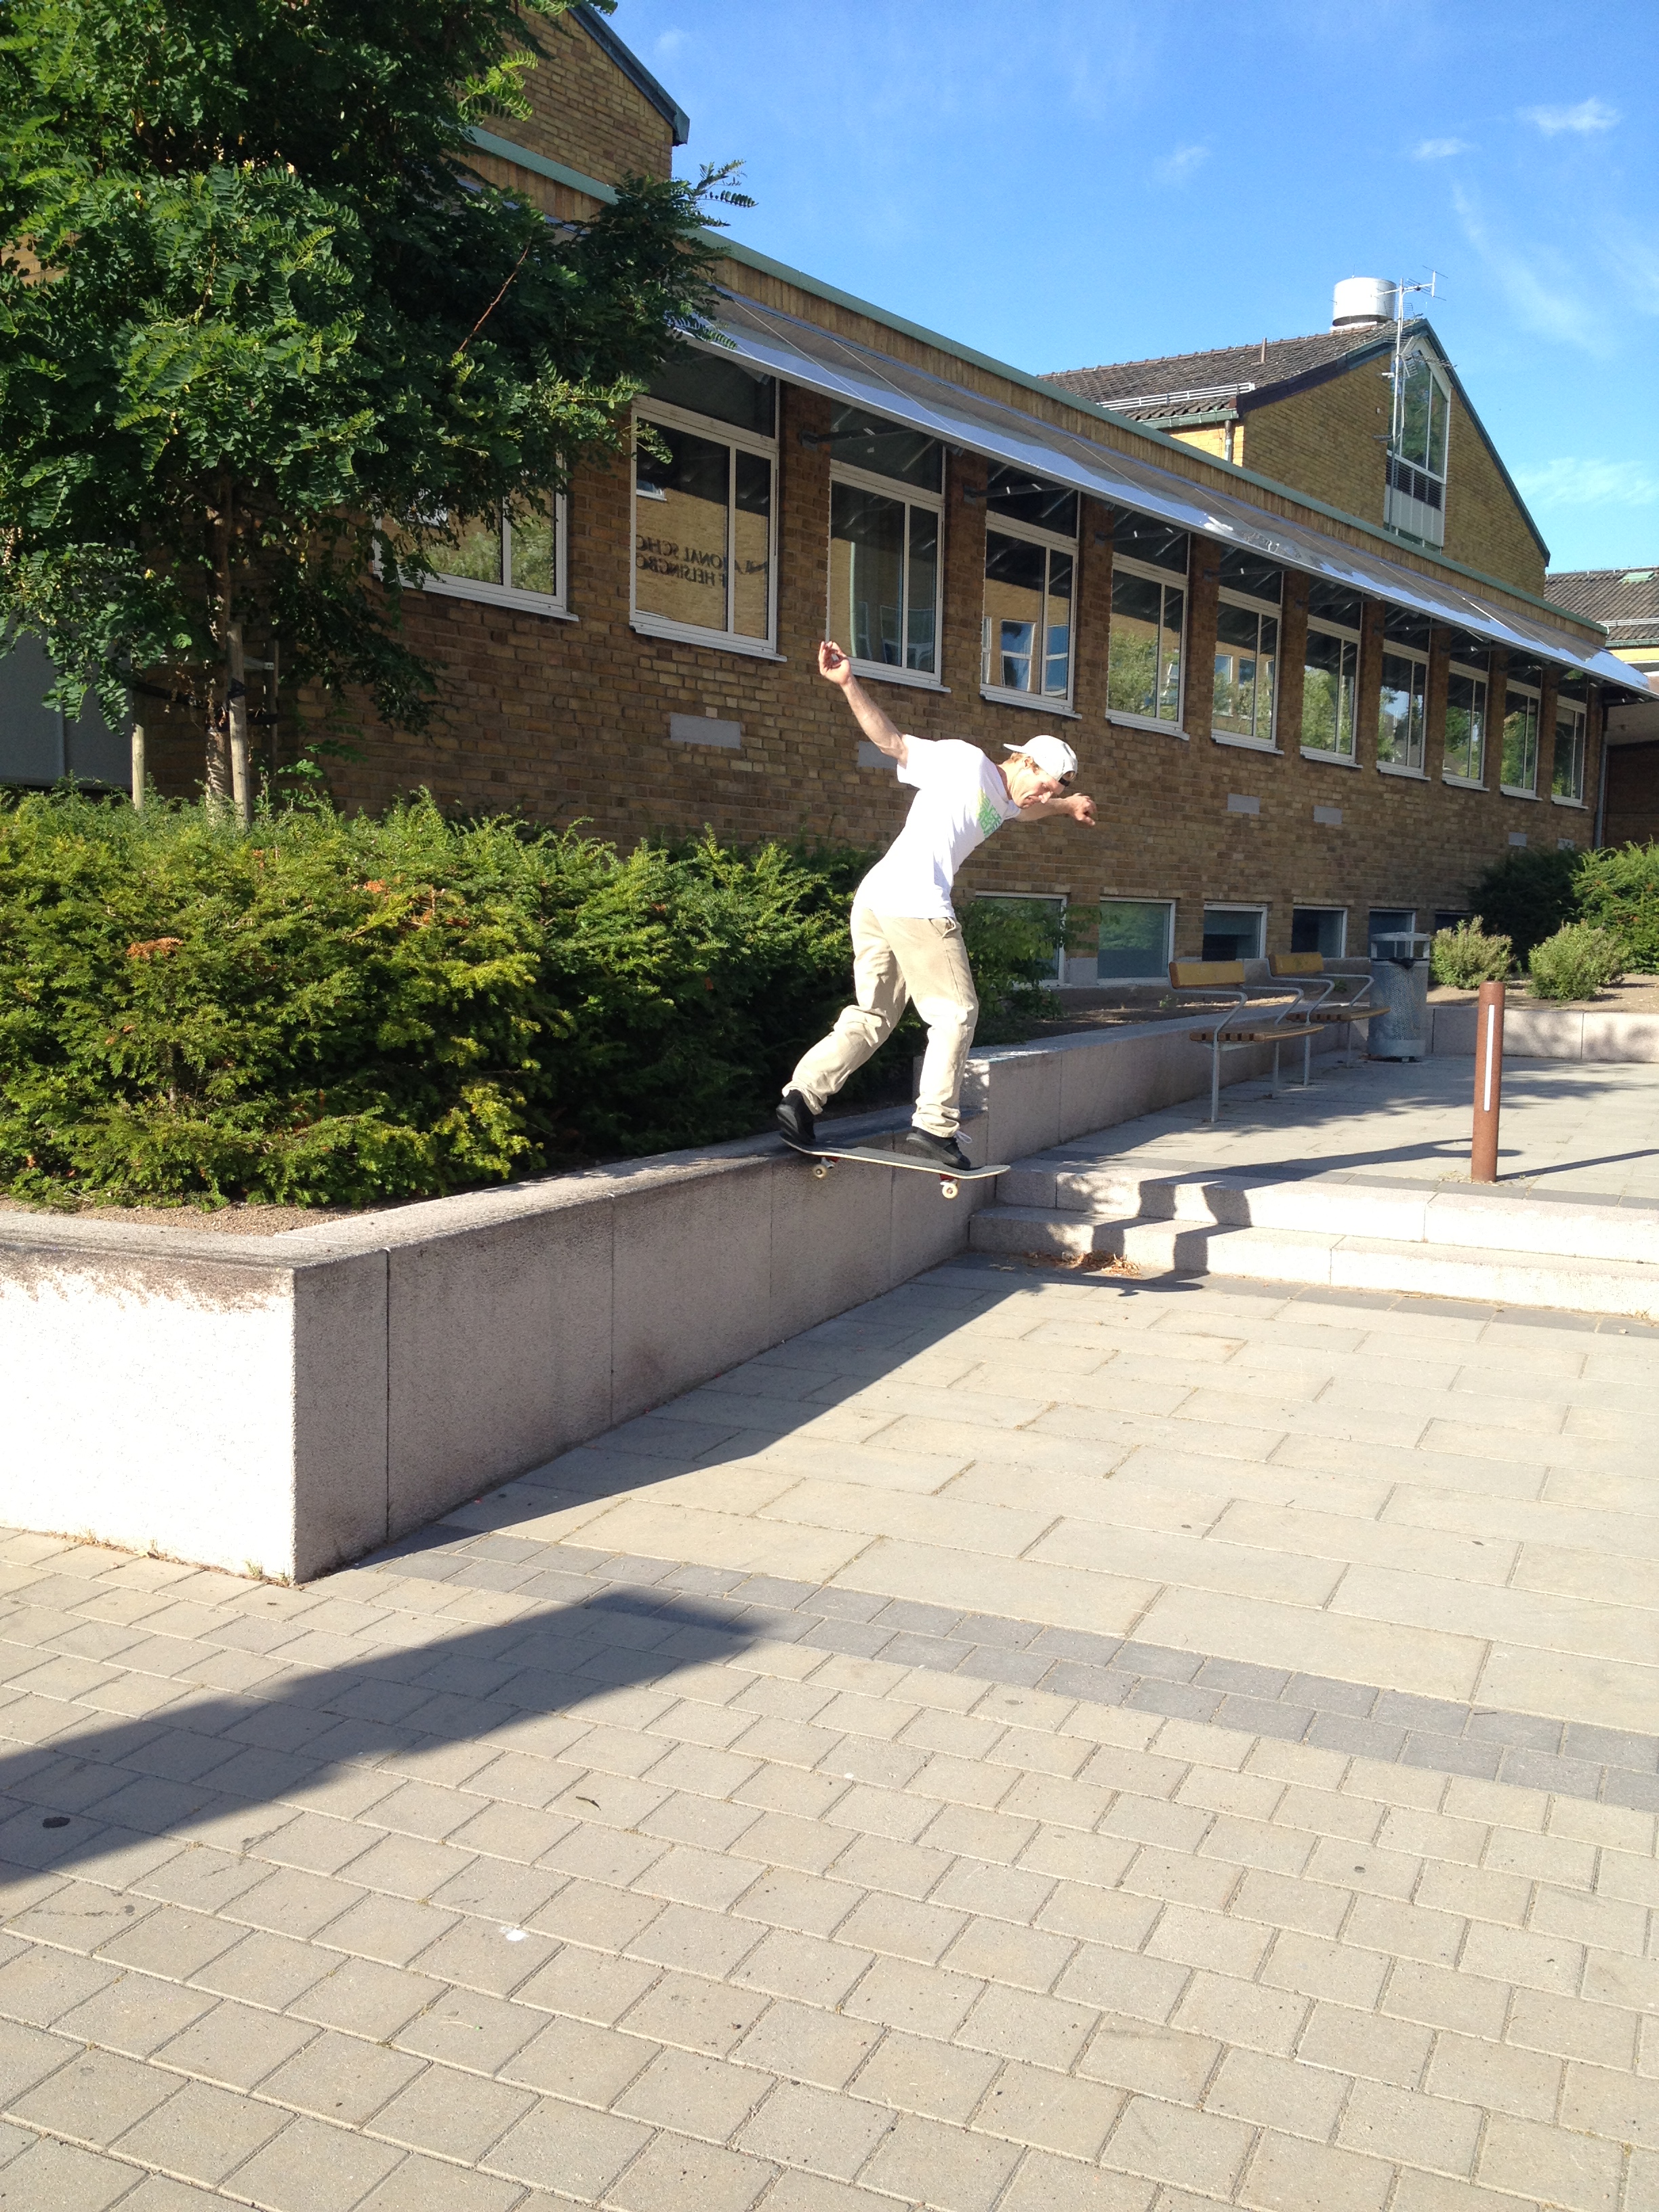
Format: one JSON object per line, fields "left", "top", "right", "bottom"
{"left": 1431, "top": 917, "right": 1513, "bottom": 989}
{"left": 1527, "top": 923, "right": 1624, "bottom": 1002}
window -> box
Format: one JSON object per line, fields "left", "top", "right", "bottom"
{"left": 828, "top": 405, "right": 943, "bottom": 685}
{"left": 1291, "top": 907, "right": 1347, "bottom": 957}
{"left": 396, "top": 497, "right": 569, "bottom": 618}
{"left": 981, "top": 468, "right": 1078, "bottom": 708}
{"left": 1097, "top": 899, "right": 1175, "bottom": 981}
{"left": 1302, "top": 581, "right": 1362, "bottom": 760}
{"left": 1369, "top": 907, "right": 1416, "bottom": 951}
{"left": 1202, "top": 905, "right": 1265, "bottom": 962}
{"left": 1500, "top": 660, "right": 1542, "bottom": 795}
{"left": 1213, "top": 549, "right": 1280, "bottom": 748}
{"left": 633, "top": 352, "right": 777, "bottom": 653}
{"left": 1386, "top": 346, "right": 1450, "bottom": 548}
{"left": 1553, "top": 678, "right": 1588, "bottom": 803}
{"left": 1443, "top": 643, "right": 1489, "bottom": 784}
{"left": 1107, "top": 511, "right": 1187, "bottom": 729}
{"left": 1378, "top": 607, "right": 1430, "bottom": 774}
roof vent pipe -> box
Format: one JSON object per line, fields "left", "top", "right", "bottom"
{"left": 1331, "top": 276, "right": 1397, "bottom": 330}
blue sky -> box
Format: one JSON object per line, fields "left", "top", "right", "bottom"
{"left": 609, "top": 0, "right": 1658, "bottom": 578}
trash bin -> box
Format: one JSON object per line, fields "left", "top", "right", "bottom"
{"left": 1367, "top": 933, "right": 1432, "bottom": 1059}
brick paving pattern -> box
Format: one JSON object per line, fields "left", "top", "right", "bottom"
{"left": 3, "top": 1261, "right": 1657, "bottom": 2209}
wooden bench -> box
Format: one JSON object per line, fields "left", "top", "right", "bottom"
{"left": 1267, "top": 952, "right": 1374, "bottom": 1067}
{"left": 1168, "top": 960, "right": 1311, "bottom": 1123}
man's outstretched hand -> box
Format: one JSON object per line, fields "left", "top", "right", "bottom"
{"left": 1068, "top": 793, "right": 1098, "bottom": 826}
{"left": 818, "top": 640, "right": 855, "bottom": 687}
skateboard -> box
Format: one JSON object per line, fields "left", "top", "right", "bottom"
{"left": 781, "top": 1136, "right": 1008, "bottom": 1200}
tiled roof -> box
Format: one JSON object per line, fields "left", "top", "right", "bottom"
{"left": 1545, "top": 567, "right": 1659, "bottom": 639}
{"left": 1046, "top": 324, "right": 1402, "bottom": 411}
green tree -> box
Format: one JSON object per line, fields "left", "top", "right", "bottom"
{"left": 0, "top": 0, "right": 740, "bottom": 809}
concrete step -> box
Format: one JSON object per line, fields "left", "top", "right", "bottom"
{"left": 970, "top": 1204, "right": 1659, "bottom": 1321}
{"left": 994, "top": 1162, "right": 1659, "bottom": 1267}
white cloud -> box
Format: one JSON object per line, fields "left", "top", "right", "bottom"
{"left": 654, "top": 28, "right": 689, "bottom": 59}
{"left": 1514, "top": 459, "right": 1659, "bottom": 510}
{"left": 1520, "top": 97, "right": 1620, "bottom": 136}
{"left": 1413, "top": 138, "right": 1471, "bottom": 160}
{"left": 1155, "top": 143, "right": 1209, "bottom": 184}
{"left": 1453, "top": 184, "right": 1609, "bottom": 355}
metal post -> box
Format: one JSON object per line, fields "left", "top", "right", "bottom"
{"left": 1471, "top": 979, "right": 1505, "bottom": 1183}
{"left": 130, "top": 720, "right": 145, "bottom": 809}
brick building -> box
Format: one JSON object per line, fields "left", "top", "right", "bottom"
{"left": 1, "top": 7, "right": 1641, "bottom": 979}
{"left": 1547, "top": 567, "right": 1659, "bottom": 848}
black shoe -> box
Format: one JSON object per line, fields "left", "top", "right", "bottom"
{"left": 899, "top": 1127, "right": 969, "bottom": 1172}
{"left": 776, "top": 1091, "right": 817, "bottom": 1149}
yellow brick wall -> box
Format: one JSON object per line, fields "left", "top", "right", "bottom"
{"left": 1242, "top": 367, "right": 1547, "bottom": 598}
{"left": 511, "top": 12, "right": 674, "bottom": 185}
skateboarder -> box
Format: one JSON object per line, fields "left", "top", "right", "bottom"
{"left": 778, "top": 640, "right": 1097, "bottom": 1173}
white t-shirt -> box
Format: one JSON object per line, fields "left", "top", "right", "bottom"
{"left": 855, "top": 739, "right": 1023, "bottom": 919}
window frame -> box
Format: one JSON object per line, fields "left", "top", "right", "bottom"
{"left": 1499, "top": 678, "right": 1542, "bottom": 798}
{"left": 1300, "top": 603, "right": 1362, "bottom": 766}
{"left": 631, "top": 392, "right": 781, "bottom": 660}
{"left": 388, "top": 495, "right": 574, "bottom": 621}
{"left": 1107, "top": 550, "right": 1188, "bottom": 735}
{"left": 980, "top": 503, "right": 1080, "bottom": 716}
{"left": 972, "top": 891, "right": 1068, "bottom": 985}
{"left": 1385, "top": 344, "right": 1451, "bottom": 549}
{"left": 1212, "top": 583, "right": 1280, "bottom": 752}
{"left": 1096, "top": 895, "right": 1177, "bottom": 983}
{"left": 1551, "top": 695, "right": 1589, "bottom": 806}
{"left": 829, "top": 455, "right": 947, "bottom": 693}
{"left": 1442, "top": 659, "right": 1489, "bottom": 787}
{"left": 1290, "top": 905, "right": 1349, "bottom": 958}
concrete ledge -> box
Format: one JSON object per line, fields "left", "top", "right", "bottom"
{"left": 1431, "top": 1004, "right": 1659, "bottom": 1061}
{"left": 1, "top": 1016, "right": 1338, "bottom": 1581}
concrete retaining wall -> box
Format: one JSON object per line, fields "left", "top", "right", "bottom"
{"left": 1429, "top": 1004, "right": 1659, "bottom": 1061}
{"left": 1, "top": 1017, "right": 1327, "bottom": 1582}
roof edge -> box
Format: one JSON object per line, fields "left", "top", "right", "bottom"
{"left": 572, "top": 3, "right": 689, "bottom": 146}
{"left": 466, "top": 129, "right": 1598, "bottom": 641}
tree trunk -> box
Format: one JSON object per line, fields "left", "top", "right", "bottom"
{"left": 130, "top": 719, "right": 145, "bottom": 808}
{"left": 227, "top": 622, "right": 250, "bottom": 823}
{"left": 204, "top": 476, "right": 235, "bottom": 809}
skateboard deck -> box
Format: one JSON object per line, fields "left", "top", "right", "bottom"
{"left": 781, "top": 1136, "right": 1008, "bottom": 1200}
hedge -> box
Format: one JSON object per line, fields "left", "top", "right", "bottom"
{"left": 0, "top": 791, "right": 1067, "bottom": 1209}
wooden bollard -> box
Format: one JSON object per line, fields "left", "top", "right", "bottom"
{"left": 1471, "top": 979, "right": 1505, "bottom": 1183}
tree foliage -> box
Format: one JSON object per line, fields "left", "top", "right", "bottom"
{"left": 0, "top": 0, "right": 737, "bottom": 763}
{"left": 1465, "top": 847, "right": 1580, "bottom": 964}
{"left": 1574, "top": 842, "right": 1659, "bottom": 974}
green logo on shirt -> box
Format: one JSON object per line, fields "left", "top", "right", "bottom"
{"left": 975, "top": 792, "right": 1005, "bottom": 837}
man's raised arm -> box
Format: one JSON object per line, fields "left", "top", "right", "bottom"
{"left": 819, "top": 640, "right": 908, "bottom": 766}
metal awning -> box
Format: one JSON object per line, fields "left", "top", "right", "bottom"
{"left": 708, "top": 293, "right": 1638, "bottom": 692}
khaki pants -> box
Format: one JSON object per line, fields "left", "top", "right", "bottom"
{"left": 787, "top": 905, "right": 979, "bottom": 1137}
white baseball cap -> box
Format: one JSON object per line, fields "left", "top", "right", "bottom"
{"left": 1004, "top": 734, "right": 1078, "bottom": 781}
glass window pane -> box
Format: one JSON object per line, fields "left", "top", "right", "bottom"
{"left": 829, "top": 405, "right": 943, "bottom": 490}
{"left": 1097, "top": 901, "right": 1172, "bottom": 980}
{"left": 1202, "top": 907, "right": 1264, "bottom": 962}
{"left": 1303, "top": 626, "right": 1355, "bottom": 756}
{"left": 986, "top": 466, "right": 1078, "bottom": 536}
{"left": 1113, "top": 510, "right": 1188, "bottom": 573}
{"left": 1108, "top": 571, "right": 1163, "bottom": 718}
{"left": 905, "top": 502, "right": 938, "bottom": 673}
{"left": 1214, "top": 605, "right": 1273, "bottom": 741}
{"left": 1427, "top": 376, "right": 1449, "bottom": 476}
{"left": 983, "top": 531, "right": 1044, "bottom": 692}
{"left": 733, "top": 450, "right": 771, "bottom": 639}
{"left": 1291, "top": 908, "right": 1345, "bottom": 957}
{"left": 646, "top": 352, "right": 775, "bottom": 434}
{"left": 1044, "top": 552, "right": 1072, "bottom": 697}
{"left": 1445, "top": 671, "right": 1486, "bottom": 780}
{"left": 1502, "top": 691, "right": 1538, "bottom": 792}
{"left": 830, "top": 481, "right": 905, "bottom": 665}
{"left": 428, "top": 509, "right": 504, "bottom": 588}
{"left": 1399, "top": 356, "right": 1432, "bottom": 471}
{"left": 636, "top": 424, "right": 730, "bottom": 633}
{"left": 1552, "top": 710, "right": 1584, "bottom": 801}
{"left": 1378, "top": 651, "right": 1425, "bottom": 769}
{"left": 508, "top": 500, "right": 556, "bottom": 597}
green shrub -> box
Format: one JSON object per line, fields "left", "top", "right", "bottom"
{"left": 1527, "top": 922, "right": 1624, "bottom": 1002}
{"left": 1572, "top": 841, "right": 1659, "bottom": 973}
{"left": 1467, "top": 848, "right": 1580, "bottom": 962}
{"left": 1431, "top": 916, "right": 1513, "bottom": 989}
{"left": 0, "top": 792, "right": 1063, "bottom": 1209}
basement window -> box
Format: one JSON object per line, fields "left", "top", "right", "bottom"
{"left": 1097, "top": 897, "right": 1176, "bottom": 981}
{"left": 1202, "top": 905, "right": 1266, "bottom": 962}
{"left": 1291, "top": 907, "right": 1347, "bottom": 957}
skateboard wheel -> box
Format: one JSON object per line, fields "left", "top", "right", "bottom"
{"left": 812, "top": 1162, "right": 829, "bottom": 1179}
{"left": 940, "top": 1180, "right": 959, "bottom": 1200}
